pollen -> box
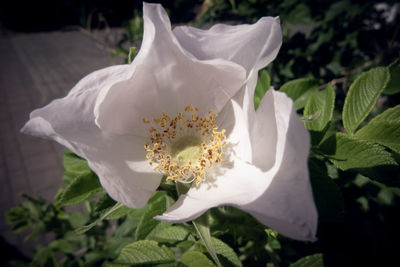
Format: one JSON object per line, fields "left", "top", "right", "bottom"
{"left": 144, "top": 105, "right": 226, "bottom": 186}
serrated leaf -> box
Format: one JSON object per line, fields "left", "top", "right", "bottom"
{"left": 114, "top": 240, "right": 175, "bottom": 265}
{"left": 104, "top": 237, "right": 136, "bottom": 259}
{"left": 180, "top": 251, "right": 215, "bottom": 267}
{"left": 254, "top": 70, "right": 271, "bottom": 110}
{"left": 383, "top": 62, "right": 400, "bottom": 95}
{"left": 148, "top": 225, "right": 191, "bottom": 243}
{"left": 290, "top": 253, "right": 323, "bottom": 267}
{"left": 355, "top": 106, "right": 400, "bottom": 153}
{"left": 102, "top": 262, "right": 130, "bottom": 267}
{"left": 304, "top": 84, "right": 335, "bottom": 131}
{"left": 342, "top": 67, "right": 390, "bottom": 134}
{"left": 280, "top": 78, "right": 319, "bottom": 110}
{"left": 135, "top": 192, "right": 166, "bottom": 240}
{"left": 320, "top": 133, "right": 396, "bottom": 170}
{"left": 59, "top": 172, "right": 104, "bottom": 206}
{"left": 209, "top": 237, "right": 242, "bottom": 267}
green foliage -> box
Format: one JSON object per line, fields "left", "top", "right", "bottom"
{"left": 147, "top": 225, "right": 192, "bottom": 243}
{"left": 180, "top": 251, "right": 215, "bottom": 267}
{"left": 290, "top": 253, "right": 323, "bottom": 267}
{"left": 304, "top": 84, "right": 335, "bottom": 131}
{"left": 62, "top": 151, "right": 91, "bottom": 184}
{"left": 75, "top": 202, "right": 127, "bottom": 235}
{"left": 383, "top": 61, "right": 400, "bottom": 95}
{"left": 254, "top": 69, "right": 271, "bottom": 110}
{"left": 342, "top": 67, "right": 390, "bottom": 134}
{"left": 208, "top": 237, "right": 242, "bottom": 267}
{"left": 320, "top": 132, "right": 396, "bottom": 170}
{"left": 280, "top": 78, "right": 319, "bottom": 110}
{"left": 193, "top": 214, "right": 222, "bottom": 267}
{"left": 134, "top": 191, "right": 167, "bottom": 241}
{"left": 113, "top": 240, "right": 175, "bottom": 265}
{"left": 128, "top": 46, "right": 137, "bottom": 64}
{"left": 59, "top": 172, "right": 104, "bottom": 206}
{"left": 355, "top": 106, "right": 400, "bottom": 153}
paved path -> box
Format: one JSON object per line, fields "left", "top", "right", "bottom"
{"left": 0, "top": 30, "right": 124, "bottom": 258}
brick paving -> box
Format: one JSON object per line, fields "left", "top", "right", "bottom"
{"left": 0, "top": 30, "right": 124, "bottom": 258}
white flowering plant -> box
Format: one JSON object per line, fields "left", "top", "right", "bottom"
{"left": 7, "top": 2, "right": 400, "bottom": 267}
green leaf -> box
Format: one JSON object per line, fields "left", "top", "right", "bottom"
{"left": 148, "top": 225, "right": 191, "bottom": 243}
{"left": 102, "top": 262, "right": 130, "bottom": 267}
{"left": 265, "top": 229, "right": 281, "bottom": 250}
{"left": 68, "top": 213, "right": 87, "bottom": 228}
{"left": 280, "top": 78, "right": 319, "bottom": 110}
{"left": 7, "top": 206, "right": 30, "bottom": 233}
{"left": 104, "top": 237, "right": 136, "bottom": 259}
{"left": 254, "top": 70, "right": 271, "bottom": 110}
{"left": 342, "top": 67, "right": 390, "bottom": 134}
{"left": 209, "top": 237, "right": 242, "bottom": 267}
{"left": 114, "top": 240, "right": 175, "bottom": 265}
{"left": 135, "top": 192, "right": 166, "bottom": 240}
{"left": 128, "top": 46, "right": 138, "bottom": 64}
{"left": 62, "top": 151, "right": 91, "bottom": 185}
{"left": 114, "top": 209, "right": 148, "bottom": 238}
{"left": 383, "top": 62, "right": 400, "bottom": 95}
{"left": 290, "top": 253, "right": 323, "bottom": 267}
{"left": 355, "top": 106, "right": 400, "bottom": 153}
{"left": 284, "top": 3, "right": 313, "bottom": 24}
{"left": 59, "top": 172, "right": 104, "bottom": 206}
{"left": 49, "top": 239, "right": 74, "bottom": 254}
{"left": 325, "top": 0, "right": 349, "bottom": 21}
{"left": 304, "top": 84, "right": 335, "bottom": 131}
{"left": 63, "top": 151, "right": 90, "bottom": 175}
{"left": 320, "top": 133, "right": 396, "bottom": 170}
{"left": 95, "top": 194, "right": 132, "bottom": 220}
{"left": 75, "top": 202, "right": 127, "bottom": 234}
{"left": 180, "top": 251, "right": 215, "bottom": 267}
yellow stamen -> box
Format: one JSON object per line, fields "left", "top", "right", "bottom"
{"left": 144, "top": 105, "right": 226, "bottom": 185}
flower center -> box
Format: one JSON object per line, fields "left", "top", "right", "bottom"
{"left": 144, "top": 105, "right": 226, "bottom": 186}
{"left": 171, "top": 136, "right": 202, "bottom": 167}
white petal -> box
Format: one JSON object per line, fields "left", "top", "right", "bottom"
{"left": 154, "top": 158, "right": 269, "bottom": 221}
{"left": 94, "top": 3, "right": 246, "bottom": 136}
{"left": 156, "top": 90, "right": 317, "bottom": 241}
{"left": 217, "top": 99, "right": 252, "bottom": 162}
{"left": 249, "top": 89, "right": 278, "bottom": 171}
{"left": 22, "top": 65, "right": 162, "bottom": 208}
{"left": 173, "top": 16, "right": 282, "bottom": 77}
{"left": 173, "top": 16, "right": 282, "bottom": 112}
{"left": 247, "top": 90, "right": 316, "bottom": 241}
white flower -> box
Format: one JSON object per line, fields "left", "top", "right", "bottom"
{"left": 22, "top": 3, "right": 317, "bottom": 241}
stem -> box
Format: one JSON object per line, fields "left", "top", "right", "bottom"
{"left": 193, "top": 213, "right": 222, "bottom": 267}
{"left": 175, "top": 182, "right": 221, "bottom": 267}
